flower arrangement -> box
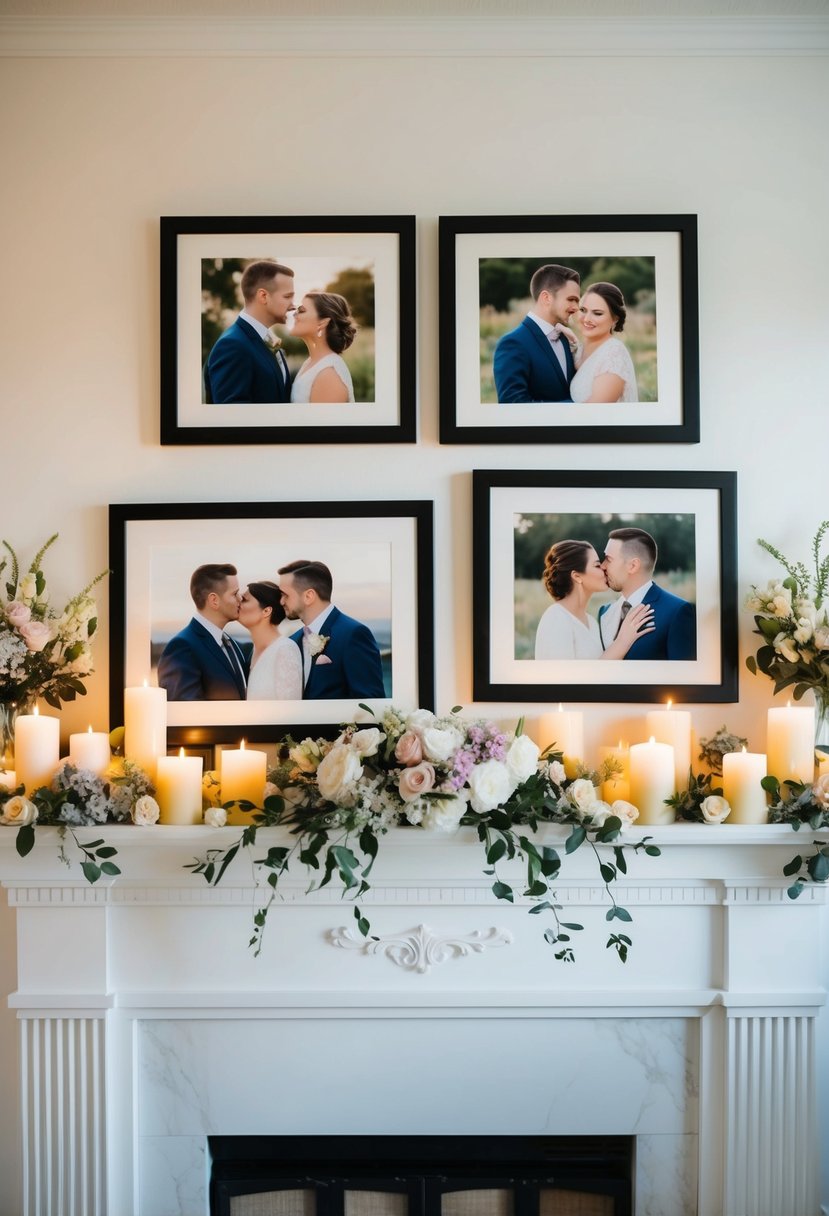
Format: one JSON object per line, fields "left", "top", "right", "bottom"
{"left": 746, "top": 521, "right": 829, "bottom": 723}
{"left": 667, "top": 727, "right": 747, "bottom": 824}
{"left": 765, "top": 773, "right": 829, "bottom": 897}
{"left": 188, "top": 706, "right": 661, "bottom": 961}
{"left": 0, "top": 533, "right": 107, "bottom": 718}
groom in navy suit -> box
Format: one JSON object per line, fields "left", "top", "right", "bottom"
{"left": 277, "top": 560, "right": 386, "bottom": 700}
{"left": 598, "top": 528, "right": 697, "bottom": 661}
{"left": 204, "top": 260, "right": 295, "bottom": 404}
{"left": 493, "top": 264, "right": 581, "bottom": 403}
{"left": 158, "top": 564, "right": 250, "bottom": 700}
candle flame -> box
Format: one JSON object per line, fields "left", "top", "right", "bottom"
{"left": 87, "top": 725, "right": 93, "bottom": 734}
{"left": 178, "top": 747, "right": 185, "bottom": 759}
{"left": 667, "top": 698, "right": 673, "bottom": 710}
{"left": 240, "top": 739, "right": 246, "bottom": 751}
{"left": 143, "top": 678, "right": 149, "bottom": 688}
{"left": 33, "top": 706, "right": 40, "bottom": 717}
{"left": 558, "top": 702, "right": 563, "bottom": 712}
{"left": 648, "top": 735, "right": 656, "bottom": 744}
{"left": 742, "top": 745, "right": 747, "bottom": 753}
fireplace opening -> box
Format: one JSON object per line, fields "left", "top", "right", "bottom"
{"left": 209, "top": 1134, "right": 634, "bottom": 1216}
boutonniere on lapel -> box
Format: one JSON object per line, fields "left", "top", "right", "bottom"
{"left": 308, "top": 632, "right": 331, "bottom": 663}
{"left": 263, "top": 335, "right": 282, "bottom": 356}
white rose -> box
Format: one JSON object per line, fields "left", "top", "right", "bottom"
{"left": 587, "top": 800, "right": 613, "bottom": 828}
{"left": 421, "top": 791, "right": 468, "bottom": 833}
{"left": 405, "top": 709, "right": 436, "bottom": 735}
{"left": 547, "top": 759, "right": 567, "bottom": 786}
{"left": 568, "top": 778, "right": 599, "bottom": 812}
{"left": 796, "top": 599, "right": 818, "bottom": 625}
{"left": 350, "top": 727, "right": 384, "bottom": 758}
{"left": 0, "top": 795, "right": 38, "bottom": 826}
{"left": 813, "top": 627, "right": 829, "bottom": 651}
{"left": 421, "top": 725, "right": 463, "bottom": 763}
{"left": 204, "top": 806, "right": 228, "bottom": 827}
{"left": 289, "top": 739, "right": 324, "bottom": 773}
{"left": 811, "top": 773, "right": 829, "bottom": 809}
{"left": 316, "top": 744, "right": 363, "bottom": 804}
{"left": 505, "top": 734, "right": 540, "bottom": 786}
{"left": 700, "top": 795, "right": 731, "bottom": 823}
{"left": 771, "top": 594, "right": 793, "bottom": 619}
{"left": 131, "top": 795, "right": 160, "bottom": 826}
{"left": 468, "top": 759, "right": 513, "bottom": 814}
{"left": 793, "top": 618, "right": 814, "bottom": 644}
{"left": 773, "top": 633, "right": 800, "bottom": 664}
{"left": 610, "top": 800, "right": 640, "bottom": 828}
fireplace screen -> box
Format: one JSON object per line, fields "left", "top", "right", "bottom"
{"left": 209, "top": 1136, "right": 633, "bottom": 1216}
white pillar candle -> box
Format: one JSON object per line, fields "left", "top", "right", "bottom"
{"left": 124, "top": 683, "right": 167, "bottom": 777}
{"left": 540, "top": 706, "right": 584, "bottom": 779}
{"left": 221, "top": 740, "right": 267, "bottom": 825}
{"left": 629, "top": 737, "right": 676, "bottom": 825}
{"left": 0, "top": 770, "right": 17, "bottom": 792}
{"left": 645, "top": 701, "right": 692, "bottom": 791}
{"left": 156, "top": 749, "right": 203, "bottom": 825}
{"left": 15, "top": 708, "right": 60, "bottom": 795}
{"left": 767, "top": 703, "right": 815, "bottom": 784}
{"left": 722, "top": 748, "right": 768, "bottom": 824}
{"left": 598, "top": 741, "right": 630, "bottom": 804}
{"left": 69, "top": 726, "right": 111, "bottom": 776}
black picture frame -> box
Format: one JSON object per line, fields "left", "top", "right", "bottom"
{"left": 472, "top": 469, "right": 737, "bottom": 703}
{"left": 109, "top": 501, "right": 434, "bottom": 746}
{"left": 160, "top": 215, "right": 416, "bottom": 445}
{"left": 439, "top": 214, "right": 699, "bottom": 445}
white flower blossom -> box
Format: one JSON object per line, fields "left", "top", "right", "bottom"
{"left": 421, "top": 725, "right": 463, "bottom": 763}
{"left": 468, "top": 759, "right": 513, "bottom": 814}
{"left": 700, "top": 795, "right": 731, "bottom": 823}
{"left": 421, "top": 791, "right": 468, "bottom": 833}
{"left": 505, "top": 734, "right": 540, "bottom": 785}
{"left": 316, "top": 744, "right": 363, "bottom": 805}
{"left": 204, "top": 806, "right": 228, "bottom": 827}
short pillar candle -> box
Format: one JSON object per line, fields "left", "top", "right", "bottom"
{"left": 645, "top": 702, "right": 692, "bottom": 791}
{"left": 540, "top": 706, "right": 584, "bottom": 779}
{"left": 221, "top": 740, "right": 267, "bottom": 826}
{"left": 15, "top": 708, "right": 60, "bottom": 794}
{"left": 156, "top": 749, "right": 203, "bottom": 825}
{"left": 598, "top": 742, "right": 630, "bottom": 804}
{"left": 629, "top": 737, "right": 676, "bottom": 826}
{"left": 69, "top": 726, "right": 111, "bottom": 776}
{"left": 124, "top": 683, "right": 167, "bottom": 778}
{"left": 722, "top": 748, "right": 768, "bottom": 824}
{"left": 766, "top": 704, "right": 814, "bottom": 784}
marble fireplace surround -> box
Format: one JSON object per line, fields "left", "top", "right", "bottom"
{"left": 0, "top": 823, "right": 825, "bottom": 1216}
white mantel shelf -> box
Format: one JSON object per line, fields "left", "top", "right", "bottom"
{"left": 1, "top": 823, "right": 827, "bottom": 1216}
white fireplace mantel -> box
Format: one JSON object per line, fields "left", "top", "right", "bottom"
{"left": 1, "top": 822, "right": 826, "bottom": 1216}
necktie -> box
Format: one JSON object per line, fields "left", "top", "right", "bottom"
{"left": 221, "top": 634, "right": 245, "bottom": 690}
{"left": 615, "top": 601, "right": 632, "bottom": 639}
{"left": 302, "top": 625, "right": 312, "bottom": 684}
{"left": 548, "top": 328, "right": 568, "bottom": 374}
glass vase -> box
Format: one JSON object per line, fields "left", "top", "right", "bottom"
{"left": 0, "top": 699, "right": 33, "bottom": 772}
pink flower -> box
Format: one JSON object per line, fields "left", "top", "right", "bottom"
{"left": 812, "top": 773, "right": 829, "bottom": 809}
{"left": 397, "top": 761, "right": 435, "bottom": 802}
{"left": 6, "top": 601, "right": 31, "bottom": 628}
{"left": 18, "top": 620, "right": 51, "bottom": 652}
{"left": 395, "top": 730, "right": 423, "bottom": 767}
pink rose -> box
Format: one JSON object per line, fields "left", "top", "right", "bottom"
{"left": 395, "top": 730, "right": 423, "bottom": 767}
{"left": 812, "top": 773, "right": 829, "bottom": 809}
{"left": 18, "top": 620, "right": 51, "bottom": 652}
{"left": 6, "top": 601, "right": 31, "bottom": 628}
{"left": 397, "top": 761, "right": 435, "bottom": 802}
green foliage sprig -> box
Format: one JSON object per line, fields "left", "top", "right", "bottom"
{"left": 764, "top": 773, "right": 829, "bottom": 898}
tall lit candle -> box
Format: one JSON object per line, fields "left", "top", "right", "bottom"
{"left": 124, "top": 682, "right": 167, "bottom": 777}
{"left": 0, "top": 770, "right": 17, "bottom": 792}
{"left": 540, "top": 705, "right": 584, "bottom": 779}
{"left": 767, "top": 703, "right": 814, "bottom": 784}
{"left": 629, "top": 737, "right": 676, "bottom": 825}
{"left": 15, "top": 707, "right": 60, "bottom": 794}
{"left": 156, "top": 748, "right": 203, "bottom": 825}
{"left": 598, "top": 741, "right": 630, "bottom": 804}
{"left": 69, "top": 725, "right": 111, "bottom": 776}
{"left": 645, "top": 701, "right": 692, "bottom": 791}
{"left": 722, "top": 748, "right": 768, "bottom": 824}
{"left": 221, "top": 739, "right": 267, "bottom": 825}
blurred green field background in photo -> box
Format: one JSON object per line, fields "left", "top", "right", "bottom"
{"left": 479, "top": 255, "right": 657, "bottom": 403}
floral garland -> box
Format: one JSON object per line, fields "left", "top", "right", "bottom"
{"left": 188, "top": 706, "right": 661, "bottom": 961}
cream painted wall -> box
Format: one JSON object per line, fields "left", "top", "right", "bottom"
{"left": 1, "top": 43, "right": 828, "bottom": 1214}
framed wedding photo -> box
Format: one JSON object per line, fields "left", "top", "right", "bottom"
{"left": 439, "top": 215, "right": 699, "bottom": 445}
{"left": 472, "top": 469, "right": 737, "bottom": 704}
{"left": 160, "top": 215, "right": 416, "bottom": 445}
{"left": 109, "top": 501, "right": 434, "bottom": 745}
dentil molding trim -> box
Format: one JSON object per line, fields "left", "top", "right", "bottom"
{"left": 1, "top": 16, "right": 828, "bottom": 58}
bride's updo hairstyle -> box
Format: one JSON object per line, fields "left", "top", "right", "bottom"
{"left": 247, "top": 580, "right": 287, "bottom": 626}
{"left": 542, "top": 540, "right": 594, "bottom": 601}
{"left": 584, "top": 281, "right": 627, "bottom": 333}
{"left": 308, "top": 292, "right": 357, "bottom": 353}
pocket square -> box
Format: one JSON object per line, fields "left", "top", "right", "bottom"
{"left": 314, "top": 654, "right": 333, "bottom": 665}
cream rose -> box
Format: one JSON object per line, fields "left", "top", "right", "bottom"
{"left": 468, "top": 759, "right": 513, "bottom": 814}
{"left": 547, "top": 759, "right": 567, "bottom": 786}
{"left": 610, "top": 799, "right": 640, "bottom": 827}
{"left": 568, "top": 778, "right": 599, "bottom": 812}
{"left": 289, "top": 738, "right": 325, "bottom": 774}
{"left": 421, "top": 725, "right": 463, "bottom": 764}
{"left": 405, "top": 708, "right": 436, "bottom": 734}
{"left": 811, "top": 773, "right": 829, "bottom": 809}
{"left": 6, "top": 601, "right": 31, "bottom": 628}
{"left": 505, "top": 734, "right": 540, "bottom": 786}
{"left": 397, "top": 761, "right": 436, "bottom": 802}
{"left": 316, "top": 744, "right": 362, "bottom": 804}
{"left": 421, "top": 792, "right": 468, "bottom": 833}
{"left": 131, "top": 795, "right": 160, "bottom": 826}
{"left": 814, "top": 627, "right": 829, "bottom": 651}
{"left": 793, "top": 618, "right": 814, "bottom": 645}
{"left": 586, "top": 800, "right": 613, "bottom": 828}
{"left": 204, "top": 806, "right": 228, "bottom": 827}
{"left": 700, "top": 795, "right": 731, "bottom": 823}
{"left": 0, "top": 795, "right": 38, "bottom": 826}
{"left": 350, "top": 727, "right": 383, "bottom": 759}
{"left": 395, "top": 730, "right": 423, "bottom": 766}
{"left": 773, "top": 633, "right": 800, "bottom": 664}
{"left": 19, "top": 620, "right": 51, "bottom": 652}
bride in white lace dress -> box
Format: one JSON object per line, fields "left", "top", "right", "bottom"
{"left": 568, "top": 282, "right": 638, "bottom": 404}
{"left": 290, "top": 291, "right": 357, "bottom": 403}
{"left": 238, "top": 581, "right": 303, "bottom": 700}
